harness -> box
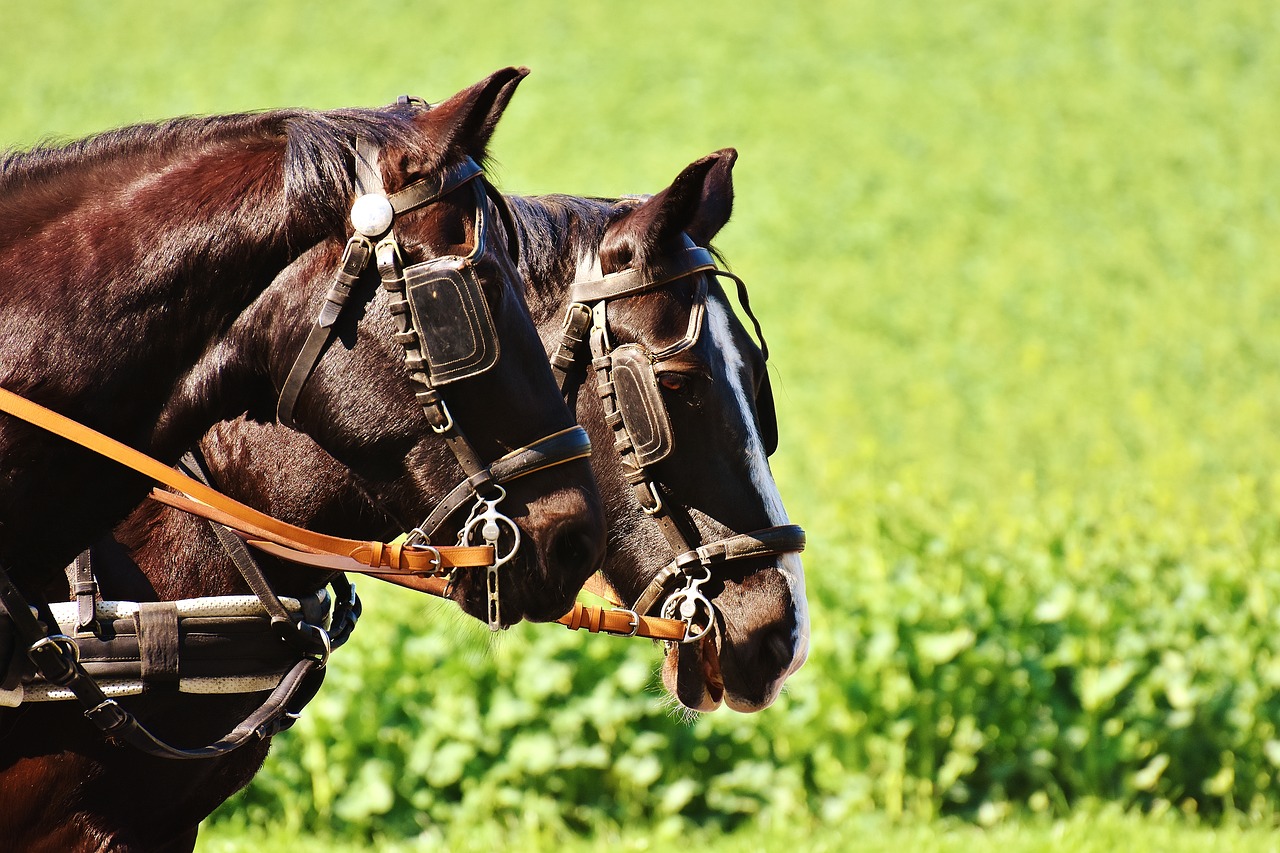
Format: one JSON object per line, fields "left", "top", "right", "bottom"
{"left": 275, "top": 137, "right": 592, "bottom": 630}
{"left": 550, "top": 237, "right": 806, "bottom": 643}
{"left": 0, "top": 135, "right": 595, "bottom": 757}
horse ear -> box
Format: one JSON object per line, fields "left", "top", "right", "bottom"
{"left": 419, "top": 67, "right": 530, "bottom": 158}
{"left": 683, "top": 147, "right": 737, "bottom": 246}
{"left": 602, "top": 149, "right": 736, "bottom": 270}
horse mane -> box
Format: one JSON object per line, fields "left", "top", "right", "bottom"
{"left": 0, "top": 103, "right": 464, "bottom": 237}
{"left": 507, "top": 194, "right": 639, "bottom": 304}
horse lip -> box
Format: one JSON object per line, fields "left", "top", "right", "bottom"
{"left": 700, "top": 632, "right": 725, "bottom": 706}
{"left": 663, "top": 630, "right": 725, "bottom": 712}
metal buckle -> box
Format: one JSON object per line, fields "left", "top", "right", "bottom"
{"left": 640, "top": 481, "right": 664, "bottom": 515}
{"left": 612, "top": 607, "right": 641, "bottom": 638}
{"left": 405, "top": 544, "right": 444, "bottom": 576}
{"left": 29, "top": 633, "right": 80, "bottom": 666}
{"left": 296, "top": 622, "right": 332, "bottom": 668}
{"left": 430, "top": 399, "right": 456, "bottom": 435}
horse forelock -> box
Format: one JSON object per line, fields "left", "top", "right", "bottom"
{"left": 279, "top": 108, "right": 441, "bottom": 235}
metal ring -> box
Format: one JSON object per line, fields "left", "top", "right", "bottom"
{"left": 680, "top": 617, "right": 713, "bottom": 644}
{"left": 403, "top": 525, "right": 429, "bottom": 547}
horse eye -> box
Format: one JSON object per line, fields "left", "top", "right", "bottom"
{"left": 658, "top": 373, "right": 687, "bottom": 391}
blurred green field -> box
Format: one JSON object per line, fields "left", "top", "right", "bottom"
{"left": 5, "top": 0, "right": 1280, "bottom": 849}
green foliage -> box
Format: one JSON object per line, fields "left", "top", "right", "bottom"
{"left": 6, "top": 0, "right": 1280, "bottom": 846}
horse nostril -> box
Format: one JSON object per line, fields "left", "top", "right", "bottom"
{"left": 760, "top": 626, "right": 797, "bottom": 674}
{"left": 550, "top": 525, "right": 601, "bottom": 580}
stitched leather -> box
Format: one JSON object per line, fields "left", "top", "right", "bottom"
{"left": 557, "top": 601, "right": 687, "bottom": 642}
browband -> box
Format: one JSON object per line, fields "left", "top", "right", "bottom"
{"left": 568, "top": 247, "right": 716, "bottom": 304}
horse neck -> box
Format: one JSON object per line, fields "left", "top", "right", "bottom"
{"left": 0, "top": 117, "right": 343, "bottom": 448}
{"left": 102, "top": 423, "right": 389, "bottom": 604}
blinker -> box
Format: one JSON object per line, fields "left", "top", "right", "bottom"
{"left": 404, "top": 260, "right": 500, "bottom": 385}
{"left": 610, "top": 344, "right": 675, "bottom": 466}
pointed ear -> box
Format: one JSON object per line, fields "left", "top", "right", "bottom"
{"left": 418, "top": 67, "right": 530, "bottom": 160}
{"left": 600, "top": 148, "right": 737, "bottom": 271}
{"left": 684, "top": 147, "right": 737, "bottom": 245}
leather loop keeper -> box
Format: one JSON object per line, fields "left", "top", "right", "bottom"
{"left": 557, "top": 602, "right": 687, "bottom": 642}
{"left": 136, "top": 602, "right": 180, "bottom": 686}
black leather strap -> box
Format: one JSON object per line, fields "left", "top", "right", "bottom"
{"left": 568, "top": 247, "right": 715, "bottom": 303}
{"left": 70, "top": 550, "right": 99, "bottom": 636}
{"left": 136, "top": 602, "right": 180, "bottom": 686}
{"left": 413, "top": 426, "right": 592, "bottom": 540}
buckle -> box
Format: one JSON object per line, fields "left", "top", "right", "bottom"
{"left": 405, "top": 544, "right": 444, "bottom": 576}
{"left": 28, "top": 633, "right": 82, "bottom": 683}
{"left": 612, "top": 607, "right": 641, "bottom": 638}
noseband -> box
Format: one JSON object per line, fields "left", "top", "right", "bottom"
{"left": 277, "top": 138, "right": 591, "bottom": 630}
{"left": 552, "top": 238, "right": 806, "bottom": 643}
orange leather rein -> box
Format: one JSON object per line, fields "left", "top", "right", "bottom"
{"left": 0, "top": 385, "right": 688, "bottom": 641}
{"left": 0, "top": 385, "right": 488, "bottom": 596}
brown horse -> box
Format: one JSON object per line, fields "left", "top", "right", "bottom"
{"left": 0, "top": 152, "right": 805, "bottom": 849}
{"left": 0, "top": 67, "right": 604, "bottom": 629}
{"left": 531, "top": 149, "right": 808, "bottom": 712}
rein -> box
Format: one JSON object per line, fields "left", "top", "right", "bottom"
{"left": 0, "top": 384, "right": 493, "bottom": 583}
{"left": 551, "top": 238, "right": 806, "bottom": 644}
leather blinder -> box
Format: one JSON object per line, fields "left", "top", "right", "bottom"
{"left": 403, "top": 261, "right": 500, "bottom": 385}
{"left": 610, "top": 344, "right": 674, "bottom": 467}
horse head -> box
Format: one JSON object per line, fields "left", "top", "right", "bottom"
{"left": 153, "top": 70, "right": 605, "bottom": 626}
{"left": 560, "top": 150, "right": 809, "bottom": 712}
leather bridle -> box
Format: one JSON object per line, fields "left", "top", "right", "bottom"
{"left": 551, "top": 237, "right": 806, "bottom": 644}
{"left": 275, "top": 137, "right": 592, "bottom": 630}
{"left": 0, "top": 135, "right": 598, "bottom": 756}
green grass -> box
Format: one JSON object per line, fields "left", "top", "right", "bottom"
{"left": 6, "top": 0, "right": 1280, "bottom": 849}
{"left": 197, "top": 804, "right": 1280, "bottom": 853}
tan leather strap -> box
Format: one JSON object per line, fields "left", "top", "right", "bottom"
{"left": 0, "top": 385, "right": 494, "bottom": 574}
{"left": 557, "top": 573, "right": 688, "bottom": 641}
{"left": 557, "top": 601, "right": 688, "bottom": 642}
{"left": 147, "top": 489, "right": 489, "bottom": 575}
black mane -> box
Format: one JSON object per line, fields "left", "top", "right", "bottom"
{"left": 507, "top": 193, "right": 638, "bottom": 305}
